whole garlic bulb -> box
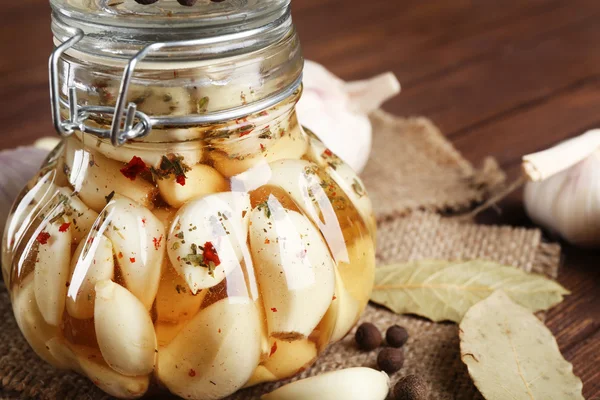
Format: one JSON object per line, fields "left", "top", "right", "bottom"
{"left": 523, "top": 129, "right": 600, "bottom": 248}
{"left": 297, "top": 60, "right": 400, "bottom": 173}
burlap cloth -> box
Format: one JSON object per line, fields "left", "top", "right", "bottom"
{"left": 0, "top": 114, "right": 559, "bottom": 400}
{"left": 364, "top": 110, "right": 506, "bottom": 221}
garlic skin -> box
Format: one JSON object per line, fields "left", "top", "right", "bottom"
{"left": 261, "top": 367, "right": 390, "bottom": 400}
{"left": 523, "top": 130, "right": 600, "bottom": 248}
{"left": 297, "top": 60, "right": 400, "bottom": 173}
{"left": 525, "top": 151, "right": 600, "bottom": 247}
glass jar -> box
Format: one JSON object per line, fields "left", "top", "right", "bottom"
{"left": 2, "top": 1, "right": 376, "bottom": 399}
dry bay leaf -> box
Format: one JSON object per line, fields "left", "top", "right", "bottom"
{"left": 370, "top": 260, "right": 568, "bottom": 322}
{"left": 459, "top": 291, "right": 583, "bottom": 400}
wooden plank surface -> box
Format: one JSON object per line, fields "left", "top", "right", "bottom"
{"left": 0, "top": 0, "right": 599, "bottom": 398}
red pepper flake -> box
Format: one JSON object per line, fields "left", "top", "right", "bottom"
{"left": 153, "top": 235, "right": 163, "bottom": 250}
{"left": 323, "top": 149, "right": 333, "bottom": 157}
{"left": 141, "top": 218, "right": 147, "bottom": 226}
{"left": 271, "top": 307, "right": 278, "bottom": 312}
{"left": 239, "top": 130, "right": 253, "bottom": 137}
{"left": 218, "top": 328, "right": 221, "bottom": 333}
{"left": 203, "top": 242, "right": 221, "bottom": 266}
{"left": 120, "top": 156, "right": 147, "bottom": 181}
{"left": 177, "top": 256, "right": 181, "bottom": 262}
{"left": 58, "top": 222, "right": 71, "bottom": 232}
{"left": 176, "top": 174, "right": 186, "bottom": 186}
{"left": 264, "top": 238, "right": 270, "bottom": 244}
{"left": 188, "top": 369, "right": 196, "bottom": 377}
{"left": 130, "top": 257, "right": 136, "bottom": 263}
{"left": 259, "top": 111, "right": 269, "bottom": 117}
{"left": 118, "top": 252, "right": 123, "bottom": 259}
{"left": 260, "top": 143, "right": 266, "bottom": 152}
{"left": 269, "top": 341, "right": 278, "bottom": 357}
{"left": 332, "top": 295, "right": 337, "bottom": 301}
{"left": 36, "top": 231, "right": 51, "bottom": 245}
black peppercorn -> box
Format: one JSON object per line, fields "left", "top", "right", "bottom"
{"left": 177, "top": 0, "right": 198, "bottom": 5}
{"left": 393, "top": 375, "right": 429, "bottom": 400}
{"left": 134, "top": 0, "right": 159, "bottom": 4}
{"left": 377, "top": 348, "right": 404, "bottom": 374}
{"left": 386, "top": 325, "right": 409, "bottom": 348}
{"left": 355, "top": 323, "right": 382, "bottom": 351}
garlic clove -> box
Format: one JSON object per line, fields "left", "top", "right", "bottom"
{"left": 157, "top": 163, "right": 229, "bottom": 208}
{"left": 167, "top": 192, "right": 250, "bottom": 294}
{"left": 79, "top": 130, "right": 204, "bottom": 168}
{"left": 249, "top": 199, "right": 336, "bottom": 340}
{"left": 243, "top": 366, "right": 278, "bottom": 388}
{"left": 45, "top": 337, "right": 83, "bottom": 372}
{"left": 244, "top": 338, "right": 318, "bottom": 387}
{"left": 210, "top": 124, "right": 308, "bottom": 178}
{"left": 155, "top": 261, "right": 207, "bottom": 322}
{"left": 261, "top": 158, "right": 350, "bottom": 262}
{"left": 261, "top": 367, "right": 390, "bottom": 400}
{"left": 53, "top": 187, "right": 99, "bottom": 244}
{"left": 12, "top": 275, "right": 66, "bottom": 367}
{"left": 104, "top": 194, "right": 165, "bottom": 309}
{"left": 262, "top": 338, "right": 318, "bottom": 380}
{"left": 308, "top": 137, "right": 376, "bottom": 237}
{"left": 64, "top": 138, "right": 156, "bottom": 212}
{"left": 321, "top": 267, "right": 361, "bottom": 343}
{"left": 73, "top": 344, "right": 151, "bottom": 399}
{"left": 46, "top": 337, "right": 150, "bottom": 398}
{"left": 66, "top": 235, "right": 115, "bottom": 320}
{"left": 34, "top": 221, "right": 72, "bottom": 326}
{"left": 157, "top": 296, "right": 262, "bottom": 400}
{"left": 94, "top": 280, "right": 157, "bottom": 376}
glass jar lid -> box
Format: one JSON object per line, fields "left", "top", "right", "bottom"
{"left": 49, "top": 0, "right": 302, "bottom": 146}
{"left": 51, "top": 0, "right": 291, "bottom": 61}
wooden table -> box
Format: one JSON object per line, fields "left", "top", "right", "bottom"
{"left": 1, "top": 0, "right": 599, "bottom": 397}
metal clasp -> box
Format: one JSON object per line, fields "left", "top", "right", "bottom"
{"left": 49, "top": 21, "right": 302, "bottom": 147}
{"left": 49, "top": 29, "right": 152, "bottom": 146}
